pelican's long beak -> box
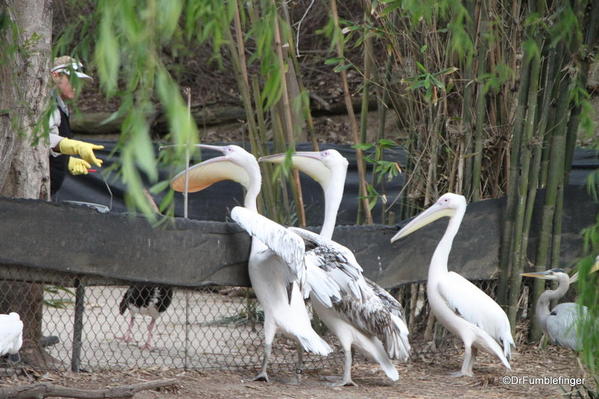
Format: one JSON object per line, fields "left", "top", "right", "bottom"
{"left": 521, "top": 270, "right": 553, "bottom": 280}
{"left": 170, "top": 145, "right": 249, "bottom": 192}
{"left": 259, "top": 151, "right": 330, "bottom": 185}
{"left": 390, "top": 202, "right": 453, "bottom": 243}
{"left": 569, "top": 259, "right": 599, "bottom": 284}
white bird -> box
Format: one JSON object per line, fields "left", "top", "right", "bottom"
{"left": 390, "top": 193, "right": 514, "bottom": 377}
{"left": 170, "top": 144, "right": 344, "bottom": 382}
{"left": 521, "top": 258, "right": 599, "bottom": 351}
{"left": 261, "top": 149, "right": 410, "bottom": 386}
{"left": 0, "top": 312, "right": 23, "bottom": 363}
{"left": 117, "top": 285, "right": 173, "bottom": 350}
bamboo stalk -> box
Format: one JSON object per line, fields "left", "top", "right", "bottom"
{"left": 507, "top": 50, "right": 540, "bottom": 328}
{"left": 357, "top": 8, "right": 376, "bottom": 224}
{"left": 530, "top": 73, "right": 571, "bottom": 340}
{"left": 271, "top": 0, "right": 306, "bottom": 227}
{"left": 497, "top": 50, "right": 531, "bottom": 307}
{"left": 461, "top": 0, "right": 476, "bottom": 198}
{"left": 251, "top": 76, "right": 278, "bottom": 219}
{"left": 359, "top": 9, "right": 374, "bottom": 145}
{"left": 471, "top": 20, "right": 488, "bottom": 201}
{"left": 330, "top": 0, "right": 373, "bottom": 224}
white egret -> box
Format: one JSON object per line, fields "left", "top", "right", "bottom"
{"left": 261, "top": 150, "right": 410, "bottom": 386}
{"left": 390, "top": 193, "right": 514, "bottom": 376}
{"left": 170, "top": 144, "right": 345, "bottom": 382}
{"left": 521, "top": 258, "right": 599, "bottom": 351}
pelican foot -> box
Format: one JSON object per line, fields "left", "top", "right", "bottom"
{"left": 253, "top": 372, "right": 269, "bottom": 382}
{"left": 449, "top": 371, "right": 473, "bottom": 378}
{"left": 328, "top": 378, "right": 358, "bottom": 387}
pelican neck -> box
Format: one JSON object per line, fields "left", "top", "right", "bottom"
{"left": 429, "top": 207, "right": 465, "bottom": 280}
{"left": 319, "top": 167, "right": 347, "bottom": 240}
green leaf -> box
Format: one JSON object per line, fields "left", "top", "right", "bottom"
{"left": 158, "top": 0, "right": 184, "bottom": 41}
{"left": 333, "top": 63, "right": 353, "bottom": 72}
{"left": 324, "top": 57, "right": 344, "bottom": 65}
{"left": 353, "top": 143, "right": 373, "bottom": 151}
{"left": 377, "top": 138, "right": 398, "bottom": 148}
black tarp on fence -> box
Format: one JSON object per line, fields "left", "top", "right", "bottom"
{"left": 1, "top": 185, "right": 597, "bottom": 289}
{"left": 55, "top": 141, "right": 598, "bottom": 226}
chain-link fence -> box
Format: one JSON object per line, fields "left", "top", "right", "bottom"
{"left": 0, "top": 265, "right": 342, "bottom": 373}
{"left": 0, "top": 263, "right": 520, "bottom": 375}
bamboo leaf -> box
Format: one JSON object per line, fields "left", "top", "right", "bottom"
{"left": 353, "top": 143, "right": 373, "bottom": 150}
{"left": 324, "top": 57, "right": 344, "bottom": 65}
{"left": 333, "top": 62, "right": 353, "bottom": 72}
{"left": 158, "top": 0, "right": 184, "bottom": 41}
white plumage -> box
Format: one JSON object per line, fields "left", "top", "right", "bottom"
{"left": 170, "top": 144, "right": 340, "bottom": 382}
{"left": 0, "top": 312, "right": 23, "bottom": 361}
{"left": 260, "top": 149, "right": 410, "bottom": 386}
{"left": 391, "top": 193, "right": 513, "bottom": 377}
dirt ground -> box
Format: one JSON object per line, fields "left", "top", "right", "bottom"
{"left": 3, "top": 342, "right": 594, "bottom": 399}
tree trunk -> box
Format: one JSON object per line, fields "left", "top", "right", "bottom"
{"left": 0, "top": 0, "right": 53, "bottom": 367}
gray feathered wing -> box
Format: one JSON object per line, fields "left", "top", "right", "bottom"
{"left": 231, "top": 207, "right": 341, "bottom": 307}
{"left": 290, "top": 228, "right": 410, "bottom": 361}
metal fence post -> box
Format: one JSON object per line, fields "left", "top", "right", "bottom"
{"left": 71, "top": 278, "right": 85, "bottom": 372}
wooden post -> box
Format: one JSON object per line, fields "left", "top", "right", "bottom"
{"left": 71, "top": 279, "right": 85, "bottom": 372}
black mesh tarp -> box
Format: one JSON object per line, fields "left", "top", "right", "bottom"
{"left": 54, "top": 140, "right": 597, "bottom": 224}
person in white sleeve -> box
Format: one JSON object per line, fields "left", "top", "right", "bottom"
{"left": 49, "top": 55, "right": 104, "bottom": 197}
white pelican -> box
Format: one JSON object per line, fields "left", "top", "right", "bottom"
{"left": 261, "top": 149, "right": 410, "bottom": 386}
{"left": 170, "top": 144, "right": 344, "bottom": 382}
{"left": 390, "top": 193, "right": 514, "bottom": 376}
{"left": 0, "top": 312, "right": 23, "bottom": 363}
{"left": 521, "top": 258, "right": 599, "bottom": 351}
{"left": 117, "top": 285, "right": 173, "bottom": 350}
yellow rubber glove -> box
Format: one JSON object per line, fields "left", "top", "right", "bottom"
{"left": 58, "top": 138, "right": 104, "bottom": 167}
{"left": 68, "top": 157, "right": 91, "bottom": 175}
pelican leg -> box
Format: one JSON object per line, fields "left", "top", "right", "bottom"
{"left": 254, "top": 319, "right": 275, "bottom": 382}
{"left": 331, "top": 347, "right": 357, "bottom": 387}
{"left": 466, "top": 347, "right": 477, "bottom": 375}
{"left": 451, "top": 345, "right": 474, "bottom": 377}
{"left": 295, "top": 342, "right": 304, "bottom": 383}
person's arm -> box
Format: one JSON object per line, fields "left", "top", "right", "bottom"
{"left": 58, "top": 138, "right": 104, "bottom": 167}
{"left": 47, "top": 103, "right": 104, "bottom": 167}
{"left": 48, "top": 108, "right": 63, "bottom": 156}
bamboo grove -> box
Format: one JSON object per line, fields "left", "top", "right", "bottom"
{"left": 44, "top": 0, "right": 599, "bottom": 377}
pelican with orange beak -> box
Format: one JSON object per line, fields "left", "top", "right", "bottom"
{"left": 170, "top": 145, "right": 360, "bottom": 382}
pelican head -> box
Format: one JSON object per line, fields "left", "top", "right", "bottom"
{"left": 170, "top": 144, "right": 259, "bottom": 193}
{"left": 390, "top": 193, "right": 467, "bottom": 243}
{"left": 259, "top": 149, "right": 348, "bottom": 186}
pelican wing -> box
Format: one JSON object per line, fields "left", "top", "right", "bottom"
{"left": 365, "top": 277, "right": 407, "bottom": 324}
{"left": 0, "top": 314, "right": 23, "bottom": 356}
{"left": 231, "top": 207, "right": 306, "bottom": 286}
{"left": 438, "top": 272, "right": 514, "bottom": 356}
{"left": 333, "top": 282, "right": 411, "bottom": 361}
{"left": 288, "top": 227, "right": 367, "bottom": 300}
